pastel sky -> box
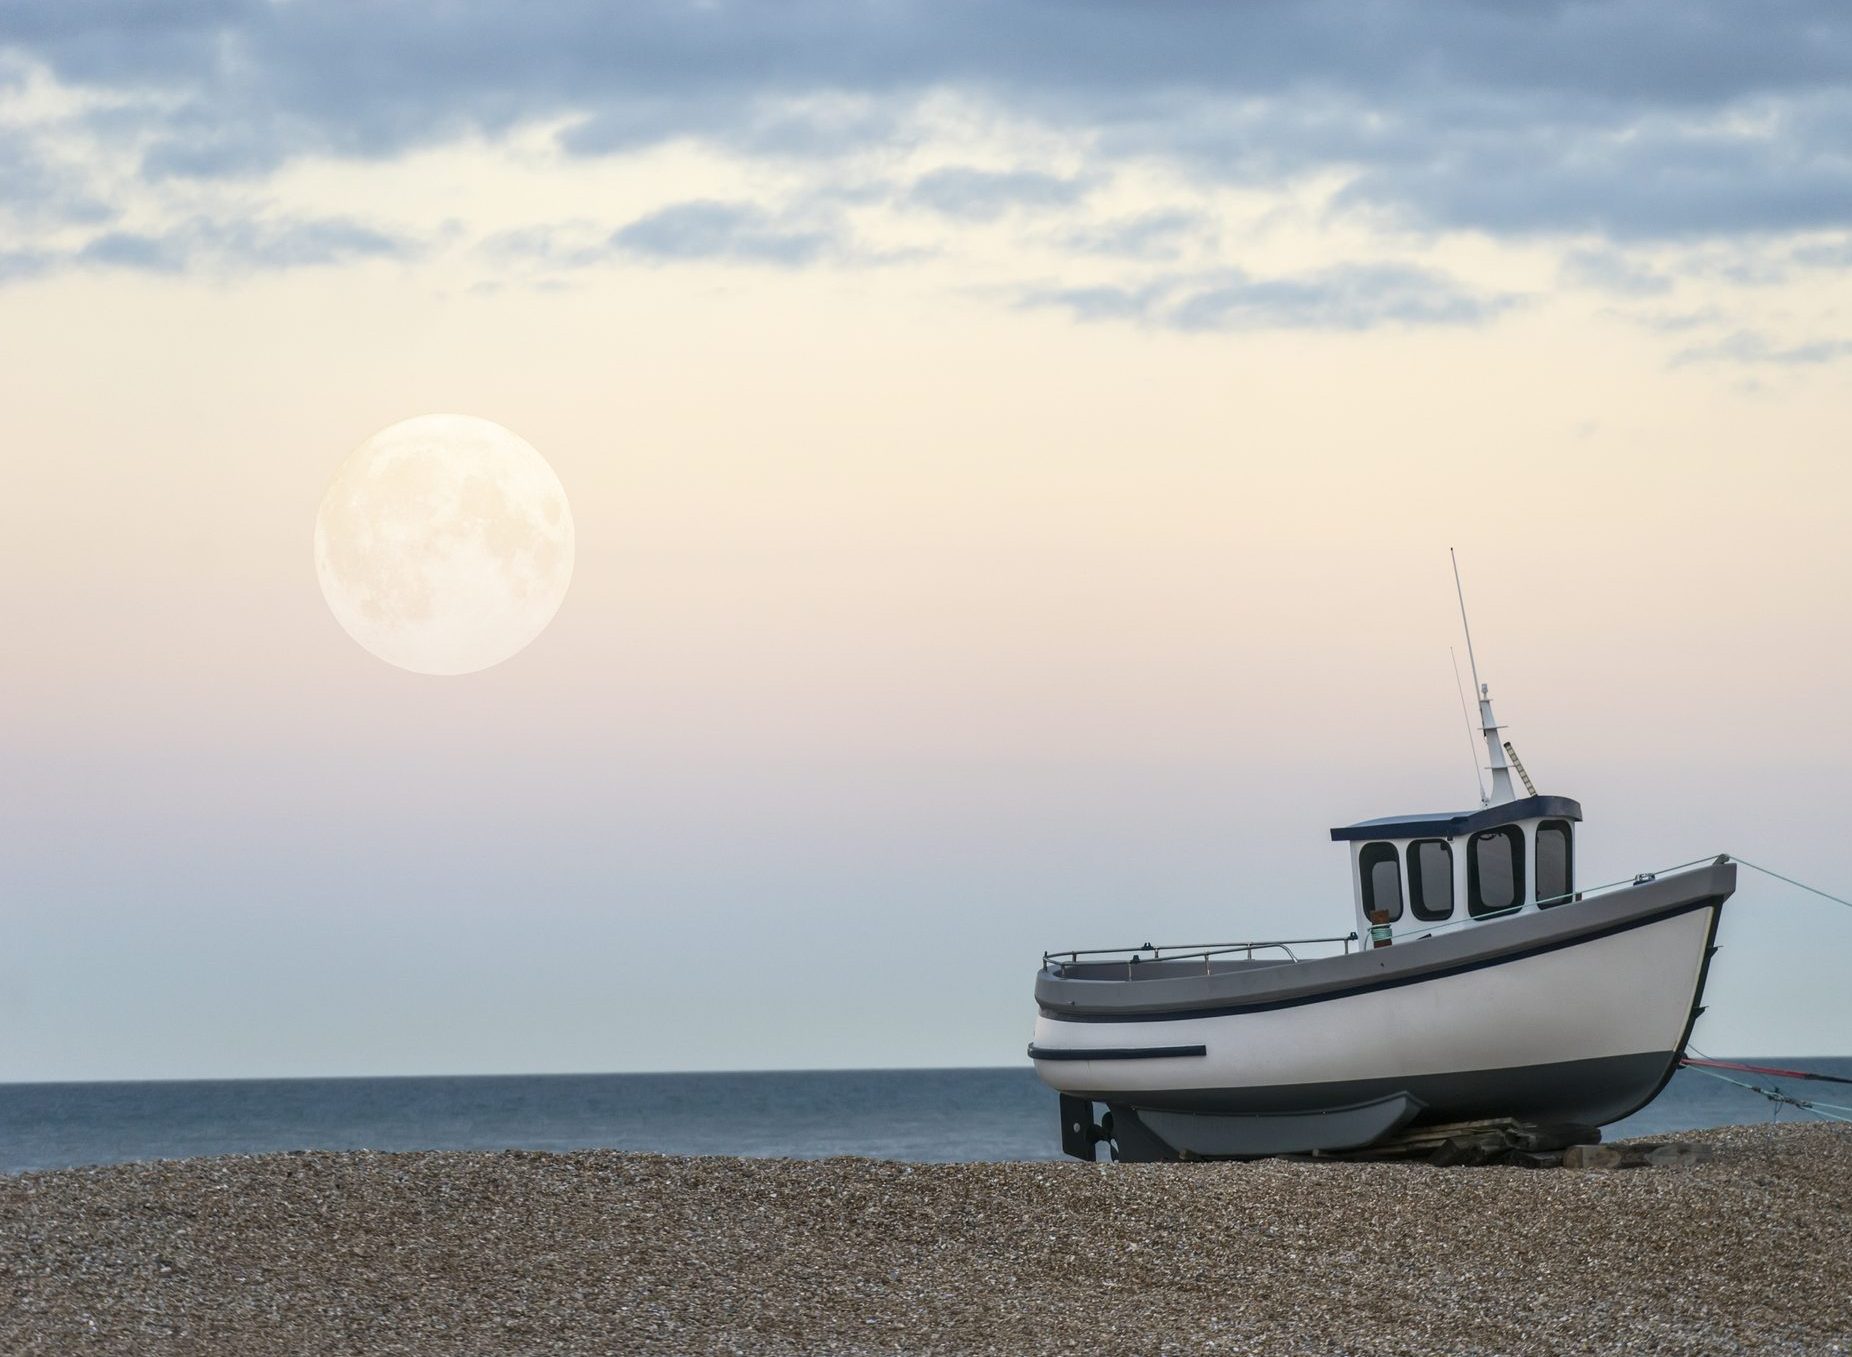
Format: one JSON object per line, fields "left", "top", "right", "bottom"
{"left": 3, "top": 2, "right": 1849, "bottom": 1080}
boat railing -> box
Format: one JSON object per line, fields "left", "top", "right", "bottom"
{"left": 1042, "top": 935, "right": 1359, "bottom": 977}
{"left": 1042, "top": 857, "right": 1731, "bottom": 974}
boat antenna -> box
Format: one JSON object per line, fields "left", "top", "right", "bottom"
{"left": 1451, "top": 646, "right": 1490, "bottom": 806}
{"left": 1451, "top": 547, "right": 1484, "bottom": 699}
{"left": 1449, "top": 549, "right": 1516, "bottom": 803}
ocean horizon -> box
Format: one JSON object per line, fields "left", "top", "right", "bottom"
{"left": 4, "top": 1059, "right": 1846, "bottom": 1176}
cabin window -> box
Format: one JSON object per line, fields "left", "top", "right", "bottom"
{"left": 1536, "top": 820, "right": 1574, "bottom": 907}
{"left": 1359, "top": 842, "right": 1404, "bottom": 923}
{"left": 1408, "top": 839, "right": 1454, "bottom": 921}
{"left": 1468, "top": 825, "right": 1525, "bottom": 917}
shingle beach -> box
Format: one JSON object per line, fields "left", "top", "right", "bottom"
{"left": 2, "top": 1122, "right": 1846, "bottom": 1356}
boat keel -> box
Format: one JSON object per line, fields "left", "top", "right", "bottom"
{"left": 1084, "top": 1092, "right": 1426, "bottom": 1162}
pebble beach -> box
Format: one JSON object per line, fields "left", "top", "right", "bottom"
{"left": 2, "top": 1122, "right": 1846, "bottom": 1356}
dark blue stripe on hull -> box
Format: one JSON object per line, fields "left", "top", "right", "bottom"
{"left": 1026, "top": 1043, "right": 1206, "bottom": 1062}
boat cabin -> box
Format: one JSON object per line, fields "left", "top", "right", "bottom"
{"left": 1330, "top": 795, "right": 1582, "bottom": 942}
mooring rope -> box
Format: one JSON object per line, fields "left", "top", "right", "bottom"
{"left": 1690, "top": 857, "right": 1852, "bottom": 1124}
{"left": 1677, "top": 1062, "right": 1852, "bottom": 1125}
{"left": 1681, "top": 1057, "right": 1852, "bottom": 1087}
{"left": 1730, "top": 857, "right": 1852, "bottom": 910}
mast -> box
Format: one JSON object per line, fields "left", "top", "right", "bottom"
{"left": 1450, "top": 549, "right": 1516, "bottom": 804}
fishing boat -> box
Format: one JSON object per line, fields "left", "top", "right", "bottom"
{"left": 1028, "top": 564, "right": 1736, "bottom": 1161}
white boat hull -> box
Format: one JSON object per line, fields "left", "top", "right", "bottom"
{"left": 1030, "top": 864, "right": 1733, "bottom": 1156}
{"left": 1034, "top": 902, "right": 1713, "bottom": 1105}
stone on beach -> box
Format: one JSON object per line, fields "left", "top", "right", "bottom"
{"left": 1, "top": 1123, "right": 1847, "bottom": 1355}
{"left": 1563, "top": 1141, "right": 1719, "bottom": 1171}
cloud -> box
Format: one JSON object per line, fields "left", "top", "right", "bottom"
{"left": 1610, "top": 305, "right": 1726, "bottom": 334}
{"left": 0, "top": 249, "right": 52, "bottom": 283}
{"left": 560, "top": 94, "right": 898, "bottom": 162}
{"left": 1017, "top": 263, "right": 1516, "bottom": 333}
{"left": 121, "top": 216, "right": 406, "bottom": 270}
{"left": 1016, "top": 281, "right": 1169, "bottom": 325}
{"left": 479, "top": 222, "right": 607, "bottom": 270}
{"left": 76, "top": 229, "right": 189, "bottom": 272}
{"left": 0, "top": 129, "right": 116, "bottom": 227}
{"left": 1682, "top": 246, "right": 1792, "bottom": 287}
{"left": 1791, "top": 236, "right": 1852, "bottom": 268}
{"left": 8, "top": 1, "right": 1852, "bottom": 245}
{"left": 1560, "top": 247, "right": 1672, "bottom": 297}
{"left": 1329, "top": 117, "right": 1852, "bottom": 240}
{"left": 486, "top": 202, "right": 877, "bottom": 272}
{"left": 1058, "top": 210, "right": 1211, "bottom": 261}
{"left": 904, "top": 168, "right": 1091, "bottom": 222}
{"left": 611, "top": 200, "right": 836, "bottom": 266}
{"left": 1672, "top": 329, "right": 1852, "bottom": 366}
{"left": 0, "top": 214, "right": 412, "bottom": 286}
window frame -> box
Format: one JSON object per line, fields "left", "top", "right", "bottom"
{"left": 1535, "top": 819, "right": 1575, "bottom": 908}
{"left": 1358, "top": 841, "right": 1405, "bottom": 923}
{"left": 1467, "top": 824, "right": 1526, "bottom": 918}
{"left": 1407, "top": 837, "right": 1455, "bottom": 922}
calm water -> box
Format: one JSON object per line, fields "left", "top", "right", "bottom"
{"left": 1, "top": 1062, "right": 1846, "bottom": 1175}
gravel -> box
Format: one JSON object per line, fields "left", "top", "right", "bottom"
{"left": 2, "top": 1122, "right": 1847, "bottom": 1355}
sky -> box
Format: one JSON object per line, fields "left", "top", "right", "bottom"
{"left": 2, "top": 1, "right": 1849, "bottom": 1081}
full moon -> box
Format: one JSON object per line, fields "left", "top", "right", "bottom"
{"left": 314, "top": 414, "right": 575, "bottom": 676}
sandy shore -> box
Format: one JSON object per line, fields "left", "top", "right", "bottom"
{"left": 2, "top": 1122, "right": 1847, "bottom": 1355}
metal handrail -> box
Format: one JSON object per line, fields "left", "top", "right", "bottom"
{"left": 1042, "top": 934, "right": 1358, "bottom": 977}
{"left": 1040, "top": 856, "right": 1731, "bottom": 974}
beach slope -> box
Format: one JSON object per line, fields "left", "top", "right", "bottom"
{"left": 2, "top": 1123, "right": 1847, "bottom": 1355}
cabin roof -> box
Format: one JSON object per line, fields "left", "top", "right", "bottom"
{"left": 1328, "top": 794, "right": 1583, "bottom": 842}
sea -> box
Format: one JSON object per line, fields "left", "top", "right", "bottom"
{"left": 2, "top": 1060, "right": 1847, "bottom": 1176}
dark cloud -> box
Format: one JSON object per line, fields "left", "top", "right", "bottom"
{"left": 904, "top": 168, "right": 1091, "bottom": 222}
{"left": 1018, "top": 263, "right": 1516, "bottom": 333}
{"left": 6, "top": 1, "right": 1852, "bottom": 242}
{"left": 1329, "top": 117, "right": 1852, "bottom": 240}
{"left": 1672, "top": 329, "right": 1852, "bottom": 365}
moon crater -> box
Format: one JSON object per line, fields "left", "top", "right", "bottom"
{"left": 314, "top": 414, "right": 575, "bottom": 675}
